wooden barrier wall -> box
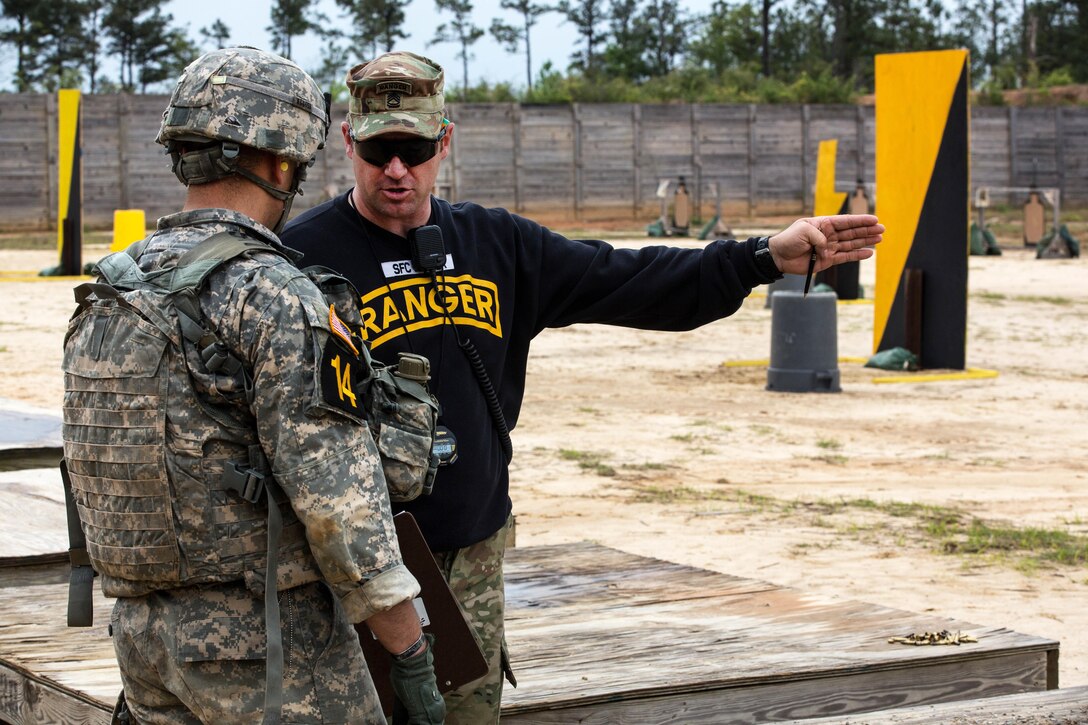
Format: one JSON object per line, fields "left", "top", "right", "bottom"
{"left": 1, "top": 95, "right": 1086, "bottom": 230}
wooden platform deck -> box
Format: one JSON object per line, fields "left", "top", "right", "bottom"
{"left": 498, "top": 544, "right": 1057, "bottom": 723}
{"left": 785, "top": 684, "right": 1088, "bottom": 723}
{"left": 0, "top": 434, "right": 1063, "bottom": 723}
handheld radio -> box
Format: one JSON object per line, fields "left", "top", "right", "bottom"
{"left": 408, "top": 225, "right": 447, "bottom": 274}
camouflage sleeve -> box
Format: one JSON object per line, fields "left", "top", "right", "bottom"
{"left": 242, "top": 265, "right": 420, "bottom": 623}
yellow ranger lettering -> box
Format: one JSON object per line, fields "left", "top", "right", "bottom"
{"left": 360, "top": 306, "right": 381, "bottom": 338}
{"left": 404, "top": 286, "right": 428, "bottom": 321}
{"left": 359, "top": 274, "right": 503, "bottom": 348}
{"left": 430, "top": 284, "right": 456, "bottom": 314}
{"left": 473, "top": 287, "right": 494, "bottom": 321}
{"left": 458, "top": 283, "right": 477, "bottom": 316}
{"left": 382, "top": 296, "right": 403, "bottom": 329}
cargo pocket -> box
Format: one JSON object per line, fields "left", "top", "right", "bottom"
{"left": 177, "top": 615, "right": 266, "bottom": 663}
{"left": 376, "top": 423, "right": 435, "bottom": 502}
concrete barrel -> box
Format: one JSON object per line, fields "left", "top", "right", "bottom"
{"left": 766, "top": 291, "right": 841, "bottom": 393}
{"left": 764, "top": 273, "right": 807, "bottom": 308}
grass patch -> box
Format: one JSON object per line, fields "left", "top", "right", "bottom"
{"left": 622, "top": 462, "right": 671, "bottom": 471}
{"left": 945, "top": 520, "right": 1088, "bottom": 566}
{"left": 625, "top": 487, "right": 1088, "bottom": 574}
{"left": 0, "top": 230, "right": 113, "bottom": 249}
{"left": 816, "top": 438, "right": 843, "bottom": 450}
{"left": 974, "top": 291, "right": 1075, "bottom": 307}
{"left": 1013, "top": 294, "right": 1075, "bottom": 306}
{"left": 968, "top": 457, "right": 1007, "bottom": 468}
{"left": 558, "top": 448, "right": 616, "bottom": 477}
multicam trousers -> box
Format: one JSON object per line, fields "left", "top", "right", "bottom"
{"left": 432, "top": 513, "right": 515, "bottom": 725}
{"left": 110, "top": 580, "right": 384, "bottom": 724}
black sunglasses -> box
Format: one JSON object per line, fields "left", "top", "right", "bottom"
{"left": 354, "top": 127, "right": 447, "bottom": 168}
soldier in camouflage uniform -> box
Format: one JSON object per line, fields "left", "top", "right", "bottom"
{"left": 282, "top": 51, "right": 884, "bottom": 724}
{"left": 61, "top": 47, "right": 445, "bottom": 724}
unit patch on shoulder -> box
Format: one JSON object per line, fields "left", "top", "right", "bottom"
{"left": 320, "top": 331, "right": 366, "bottom": 418}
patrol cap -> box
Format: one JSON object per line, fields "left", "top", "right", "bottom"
{"left": 346, "top": 51, "right": 445, "bottom": 141}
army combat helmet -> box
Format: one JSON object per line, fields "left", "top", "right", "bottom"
{"left": 157, "top": 46, "right": 330, "bottom": 229}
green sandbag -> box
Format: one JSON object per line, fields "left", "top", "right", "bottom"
{"left": 646, "top": 220, "right": 666, "bottom": 238}
{"left": 1036, "top": 224, "right": 1079, "bottom": 258}
{"left": 970, "top": 223, "right": 987, "bottom": 255}
{"left": 970, "top": 223, "right": 1002, "bottom": 256}
{"left": 865, "top": 347, "right": 919, "bottom": 371}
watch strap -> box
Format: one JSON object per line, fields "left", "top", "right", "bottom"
{"left": 751, "top": 236, "right": 783, "bottom": 281}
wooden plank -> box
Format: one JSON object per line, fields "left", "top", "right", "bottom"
{"left": 4, "top": 98, "right": 1088, "bottom": 230}
{"left": 0, "top": 575, "right": 118, "bottom": 725}
{"left": 0, "top": 402, "right": 61, "bottom": 453}
{"left": 972, "top": 106, "right": 1013, "bottom": 202}
{"left": 786, "top": 684, "right": 1088, "bottom": 724}
{"left": 1011, "top": 107, "right": 1059, "bottom": 188}
{"left": 1060, "top": 106, "right": 1088, "bottom": 200}
{"left": 504, "top": 652, "right": 1051, "bottom": 723}
{"left": 0, "top": 543, "right": 1058, "bottom": 724}
{"left": 0, "top": 469, "right": 68, "bottom": 564}
{"left": 499, "top": 543, "right": 1056, "bottom": 721}
{"left": 0, "top": 661, "right": 111, "bottom": 725}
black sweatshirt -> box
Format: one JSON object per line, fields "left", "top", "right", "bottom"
{"left": 281, "top": 192, "right": 773, "bottom": 551}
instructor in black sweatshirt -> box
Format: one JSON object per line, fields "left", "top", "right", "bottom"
{"left": 282, "top": 50, "right": 883, "bottom": 724}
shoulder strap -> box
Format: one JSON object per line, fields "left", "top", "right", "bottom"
{"left": 168, "top": 230, "right": 288, "bottom": 386}
{"left": 171, "top": 230, "right": 289, "bottom": 293}
{"left": 61, "top": 459, "right": 96, "bottom": 627}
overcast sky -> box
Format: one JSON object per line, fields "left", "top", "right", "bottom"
{"left": 164, "top": 0, "right": 718, "bottom": 91}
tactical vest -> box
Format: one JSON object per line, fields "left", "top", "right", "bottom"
{"left": 62, "top": 231, "right": 438, "bottom": 605}
{"left": 61, "top": 229, "right": 438, "bottom": 725}
{"left": 62, "top": 231, "right": 322, "bottom": 602}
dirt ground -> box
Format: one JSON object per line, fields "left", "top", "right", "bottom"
{"left": 1, "top": 226, "right": 1086, "bottom": 691}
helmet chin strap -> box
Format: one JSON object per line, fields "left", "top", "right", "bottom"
{"left": 170, "top": 141, "right": 312, "bottom": 235}
{"left": 231, "top": 164, "right": 297, "bottom": 235}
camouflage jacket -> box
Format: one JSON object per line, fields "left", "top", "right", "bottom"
{"left": 63, "top": 208, "right": 418, "bottom": 623}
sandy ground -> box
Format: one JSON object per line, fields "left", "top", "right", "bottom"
{"left": 1, "top": 236, "right": 1086, "bottom": 691}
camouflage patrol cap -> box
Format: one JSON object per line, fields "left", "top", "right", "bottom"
{"left": 157, "top": 46, "right": 329, "bottom": 164}
{"left": 346, "top": 51, "right": 445, "bottom": 141}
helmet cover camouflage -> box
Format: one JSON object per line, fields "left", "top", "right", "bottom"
{"left": 346, "top": 51, "right": 445, "bottom": 141}
{"left": 157, "top": 46, "right": 329, "bottom": 164}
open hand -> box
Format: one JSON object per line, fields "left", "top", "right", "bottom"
{"left": 768, "top": 215, "right": 884, "bottom": 276}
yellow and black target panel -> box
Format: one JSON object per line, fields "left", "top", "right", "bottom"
{"left": 874, "top": 50, "right": 970, "bottom": 370}
{"left": 57, "top": 89, "right": 83, "bottom": 275}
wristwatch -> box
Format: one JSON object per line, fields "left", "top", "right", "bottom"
{"left": 752, "top": 236, "right": 784, "bottom": 281}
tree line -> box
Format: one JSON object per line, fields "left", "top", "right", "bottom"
{"left": 1, "top": 0, "right": 1085, "bottom": 102}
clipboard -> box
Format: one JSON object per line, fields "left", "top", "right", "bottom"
{"left": 356, "top": 511, "right": 488, "bottom": 715}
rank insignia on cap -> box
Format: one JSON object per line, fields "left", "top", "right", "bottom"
{"left": 328, "top": 305, "right": 360, "bottom": 355}
{"left": 386, "top": 91, "right": 402, "bottom": 108}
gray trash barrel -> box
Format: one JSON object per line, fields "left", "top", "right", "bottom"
{"left": 766, "top": 291, "right": 841, "bottom": 393}
{"left": 764, "top": 273, "right": 807, "bottom": 308}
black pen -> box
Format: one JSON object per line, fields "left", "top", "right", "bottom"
{"left": 803, "top": 249, "right": 817, "bottom": 297}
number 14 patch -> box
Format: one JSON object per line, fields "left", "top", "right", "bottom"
{"left": 320, "top": 305, "right": 366, "bottom": 417}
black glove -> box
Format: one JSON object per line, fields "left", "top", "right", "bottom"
{"left": 390, "top": 634, "right": 445, "bottom": 724}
